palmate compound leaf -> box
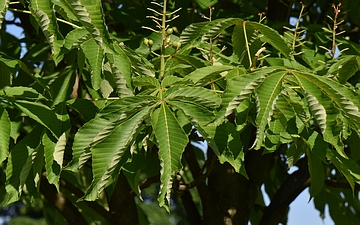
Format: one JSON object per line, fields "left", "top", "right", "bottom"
{"left": 253, "top": 71, "right": 287, "bottom": 150}
{"left": 151, "top": 103, "right": 189, "bottom": 211}
{"left": 81, "top": 107, "right": 151, "bottom": 201}
{"left": 66, "top": 96, "right": 157, "bottom": 171}
{"left": 180, "top": 18, "right": 243, "bottom": 46}
{"left": 217, "top": 67, "right": 278, "bottom": 122}
{"left": 164, "top": 86, "right": 221, "bottom": 109}
{"left": 5, "top": 127, "right": 43, "bottom": 205}
{"left": 65, "top": 0, "right": 114, "bottom": 52}
{"left": 183, "top": 65, "right": 234, "bottom": 85}
{"left": 294, "top": 71, "right": 360, "bottom": 155}
{"left": 29, "top": 0, "right": 64, "bottom": 62}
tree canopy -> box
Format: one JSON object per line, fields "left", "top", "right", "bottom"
{"left": 1, "top": 0, "right": 360, "bottom": 224}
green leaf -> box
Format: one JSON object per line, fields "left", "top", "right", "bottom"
{"left": 196, "top": 0, "right": 217, "bottom": 9}
{"left": 42, "top": 131, "right": 61, "bottom": 191}
{"left": 67, "top": 96, "right": 156, "bottom": 171}
{"left": 49, "top": 67, "right": 76, "bottom": 106}
{"left": 82, "top": 107, "right": 150, "bottom": 201}
{"left": 66, "top": 0, "right": 113, "bottom": 52}
{"left": 253, "top": 71, "right": 286, "bottom": 149}
{"left": 295, "top": 72, "right": 360, "bottom": 155}
{"left": 0, "top": 106, "right": 10, "bottom": 163}
{"left": 151, "top": 103, "right": 188, "bottom": 211}
{"left": 65, "top": 117, "right": 111, "bottom": 171}
{"left": 0, "top": 86, "right": 46, "bottom": 100}
{"left": 180, "top": 18, "right": 242, "bottom": 45}
{"left": 165, "top": 86, "right": 221, "bottom": 109}
{"left": 122, "top": 45, "right": 156, "bottom": 77}
{"left": 326, "top": 148, "right": 360, "bottom": 192}
{"left": 218, "top": 121, "right": 245, "bottom": 173}
{"left": 247, "top": 21, "right": 291, "bottom": 59}
{"left": 232, "top": 23, "right": 263, "bottom": 68}
{"left": 286, "top": 139, "right": 306, "bottom": 169}
{"left": 183, "top": 65, "right": 233, "bottom": 85}
{"left": 0, "top": 0, "right": 9, "bottom": 30}
{"left": 107, "top": 46, "right": 134, "bottom": 96}
{"left": 29, "top": 0, "right": 64, "bottom": 61}
{"left": 327, "top": 55, "right": 360, "bottom": 84}
{"left": 0, "top": 58, "right": 17, "bottom": 89}
{"left": 5, "top": 127, "right": 43, "bottom": 205}
{"left": 219, "top": 68, "right": 277, "bottom": 119}
{"left": 63, "top": 28, "right": 89, "bottom": 50}
{"left": 133, "top": 76, "right": 160, "bottom": 88}
{"left": 66, "top": 98, "right": 98, "bottom": 122}
{"left": 13, "top": 100, "right": 64, "bottom": 138}
{"left": 82, "top": 38, "right": 104, "bottom": 90}
{"left": 304, "top": 92, "right": 326, "bottom": 133}
{"left": 306, "top": 132, "right": 326, "bottom": 197}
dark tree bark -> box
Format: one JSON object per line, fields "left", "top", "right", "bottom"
{"left": 267, "top": 0, "right": 293, "bottom": 22}
{"left": 202, "top": 149, "right": 275, "bottom": 225}
{"left": 40, "top": 176, "right": 88, "bottom": 225}
{"left": 108, "top": 171, "right": 139, "bottom": 225}
{"left": 259, "top": 157, "right": 311, "bottom": 225}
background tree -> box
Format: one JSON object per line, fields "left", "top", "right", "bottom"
{"left": 1, "top": 0, "right": 360, "bottom": 225}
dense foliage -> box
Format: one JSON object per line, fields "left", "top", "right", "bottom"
{"left": 0, "top": 0, "right": 360, "bottom": 224}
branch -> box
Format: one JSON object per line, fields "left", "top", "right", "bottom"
{"left": 259, "top": 157, "right": 311, "bottom": 225}
{"left": 59, "top": 178, "right": 113, "bottom": 221}
{"left": 40, "top": 176, "right": 88, "bottom": 225}
{"left": 325, "top": 179, "right": 360, "bottom": 190}
{"left": 180, "top": 190, "right": 202, "bottom": 225}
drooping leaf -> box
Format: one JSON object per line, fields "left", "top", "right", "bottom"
{"left": 66, "top": 98, "right": 98, "bottom": 122}
{"left": 122, "top": 45, "right": 156, "bottom": 77}
{"left": 151, "top": 103, "right": 188, "bottom": 211}
{"left": 107, "top": 46, "right": 134, "bottom": 96}
{"left": 0, "top": 86, "right": 46, "bottom": 100}
{"left": 247, "top": 21, "right": 291, "bottom": 59}
{"left": 306, "top": 132, "right": 327, "bottom": 197}
{"left": 327, "top": 55, "right": 360, "bottom": 84}
{"left": 67, "top": 96, "right": 156, "bottom": 171}
{"left": 66, "top": 0, "right": 114, "bottom": 52}
{"left": 49, "top": 67, "right": 76, "bottom": 106}
{"left": 63, "top": 28, "right": 89, "bottom": 50}
{"left": 232, "top": 23, "right": 263, "bottom": 68}
{"left": 0, "top": 106, "right": 10, "bottom": 163}
{"left": 82, "top": 107, "right": 150, "bottom": 201}
{"left": 29, "top": 0, "right": 64, "bottom": 61}
{"left": 43, "top": 131, "right": 61, "bottom": 190}
{"left": 13, "top": 100, "right": 64, "bottom": 138}
{"left": 183, "top": 65, "right": 233, "bottom": 84}
{"left": 218, "top": 67, "right": 277, "bottom": 120}
{"left": 252, "top": 71, "right": 285, "bottom": 149}
{"left": 82, "top": 38, "right": 104, "bottom": 90}
{"left": 165, "top": 86, "right": 221, "bottom": 109}
{"left": 5, "top": 127, "right": 43, "bottom": 204}
{"left": 180, "top": 18, "right": 242, "bottom": 45}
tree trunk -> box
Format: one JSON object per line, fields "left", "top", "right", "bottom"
{"left": 202, "top": 150, "right": 275, "bottom": 225}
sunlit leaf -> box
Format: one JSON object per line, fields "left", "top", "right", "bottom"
{"left": 151, "top": 103, "right": 188, "bottom": 211}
